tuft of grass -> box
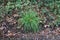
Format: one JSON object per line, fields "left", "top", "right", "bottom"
{"left": 18, "top": 9, "right": 40, "bottom": 33}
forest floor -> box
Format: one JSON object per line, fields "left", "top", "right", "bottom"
{"left": 0, "top": 28, "right": 60, "bottom": 40}
{"left": 0, "top": 12, "right": 60, "bottom": 40}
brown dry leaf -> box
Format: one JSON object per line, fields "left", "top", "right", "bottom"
{"left": 6, "top": 16, "right": 13, "bottom": 22}
{"left": 44, "top": 28, "right": 51, "bottom": 35}
{"left": 55, "top": 28, "right": 60, "bottom": 35}
{"left": 6, "top": 30, "right": 15, "bottom": 37}
{"left": 12, "top": 13, "right": 19, "bottom": 18}
{"left": 12, "top": 20, "right": 17, "bottom": 24}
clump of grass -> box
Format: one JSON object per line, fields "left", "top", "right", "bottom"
{"left": 18, "top": 9, "right": 40, "bottom": 33}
